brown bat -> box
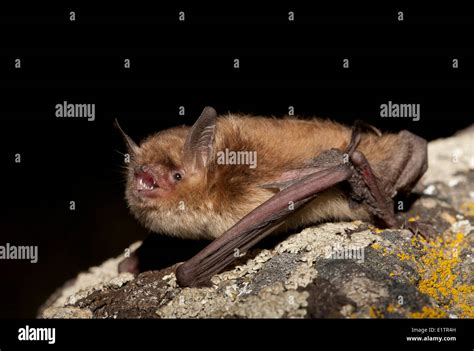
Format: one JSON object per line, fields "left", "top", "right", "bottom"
{"left": 116, "top": 106, "right": 428, "bottom": 287}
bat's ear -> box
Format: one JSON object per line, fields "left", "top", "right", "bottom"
{"left": 183, "top": 106, "right": 217, "bottom": 174}
{"left": 114, "top": 119, "right": 140, "bottom": 155}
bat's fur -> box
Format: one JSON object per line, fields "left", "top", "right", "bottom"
{"left": 125, "top": 113, "right": 425, "bottom": 240}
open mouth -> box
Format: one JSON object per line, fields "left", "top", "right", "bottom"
{"left": 135, "top": 171, "right": 158, "bottom": 192}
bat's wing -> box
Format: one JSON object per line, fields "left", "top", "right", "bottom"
{"left": 176, "top": 163, "right": 353, "bottom": 287}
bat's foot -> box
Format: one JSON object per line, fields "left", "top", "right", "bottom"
{"left": 118, "top": 252, "right": 140, "bottom": 275}
{"left": 406, "top": 221, "right": 439, "bottom": 241}
{"left": 395, "top": 214, "right": 439, "bottom": 240}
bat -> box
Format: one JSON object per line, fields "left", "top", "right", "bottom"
{"left": 115, "top": 106, "right": 429, "bottom": 287}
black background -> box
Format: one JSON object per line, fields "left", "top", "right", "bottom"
{"left": 1, "top": 4, "right": 473, "bottom": 319}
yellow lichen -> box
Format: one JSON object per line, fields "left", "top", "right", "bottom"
{"left": 369, "top": 226, "right": 384, "bottom": 234}
{"left": 410, "top": 306, "right": 447, "bottom": 319}
{"left": 397, "top": 252, "right": 413, "bottom": 261}
{"left": 408, "top": 215, "right": 420, "bottom": 222}
{"left": 367, "top": 225, "right": 471, "bottom": 319}
{"left": 369, "top": 306, "right": 384, "bottom": 318}
{"left": 413, "top": 232, "right": 474, "bottom": 318}
{"left": 371, "top": 243, "right": 381, "bottom": 250}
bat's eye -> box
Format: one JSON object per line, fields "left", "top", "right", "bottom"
{"left": 173, "top": 172, "right": 183, "bottom": 181}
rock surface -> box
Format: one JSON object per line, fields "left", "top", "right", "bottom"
{"left": 39, "top": 127, "right": 474, "bottom": 319}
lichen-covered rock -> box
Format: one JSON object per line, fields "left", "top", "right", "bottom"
{"left": 38, "top": 126, "right": 474, "bottom": 319}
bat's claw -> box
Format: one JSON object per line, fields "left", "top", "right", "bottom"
{"left": 396, "top": 215, "right": 439, "bottom": 240}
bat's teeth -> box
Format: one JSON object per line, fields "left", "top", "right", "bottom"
{"left": 137, "top": 174, "right": 157, "bottom": 191}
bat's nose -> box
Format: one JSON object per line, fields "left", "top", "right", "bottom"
{"left": 134, "top": 165, "right": 149, "bottom": 174}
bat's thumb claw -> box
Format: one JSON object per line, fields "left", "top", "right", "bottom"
{"left": 176, "top": 263, "right": 194, "bottom": 287}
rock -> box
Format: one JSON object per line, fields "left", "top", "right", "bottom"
{"left": 420, "top": 126, "right": 474, "bottom": 186}
{"left": 41, "top": 306, "right": 93, "bottom": 319}
{"left": 38, "top": 242, "right": 140, "bottom": 315}
{"left": 38, "top": 127, "right": 474, "bottom": 319}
